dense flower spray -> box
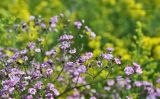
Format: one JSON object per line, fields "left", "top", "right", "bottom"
{"left": 0, "top": 14, "right": 158, "bottom": 99}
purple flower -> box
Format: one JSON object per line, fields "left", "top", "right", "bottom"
{"left": 116, "top": 76, "right": 123, "bottom": 81}
{"left": 90, "top": 96, "right": 97, "bottom": 99}
{"left": 102, "top": 54, "right": 113, "bottom": 60}
{"left": 104, "top": 86, "right": 111, "bottom": 91}
{"left": 146, "top": 94, "right": 157, "bottom": 99}
{"left": 157, "top": 78, "right": 160, "bottom": 83}
{"left": 47, "top": 83, "right": 54, "bottom": 91}
{"left": 26, "top": 95, "right": 33, "bottom": 99}
{"left": 142, "top": 81, "right": 153, "bottom": 87}
{"left": 45, "top": 49, "right": 56, "bottom": 56}
{"left": 34, "top": 82, "right": 43, "bottom": 89}
{"left": 60, "top": 41, "right": 71, "bottom": 50}
{"left": 156, "top": 88, "right": 160, "bottom": 97}
{"left": 9, "top": 75, "right": 20, "bottom": 84}
{"left": 20, "top": 49, "right": 27, "bottom": 54}
{"left": 78, "top": 56, "right": 87, "bottom": 63}
{"left": 10, "top": 68, "right": 25, "bottom": 75}
{"left": 65, "top": 62, "right": 74, "bottom": 70}
{"left": 32, "top": 70, "right": 42, "bottom": 79}
{"left": 50, "top": 16, "right": 58, "bottom": 23}
{"left": 107, "top": 79, "right": 115, "bottom": 86}
{"left": 85, "top": 52, "right": 93, "bottom": 59}
{"left": 114, "top": 58, "right": 121, "bottom": 64}
{"left": 133, "top": 62, "right": 142, "bottom": 75}
{"left": 85, "top": 26, "right": 96, "bottom": 39}
{"left": 146, "top": 87, "right": 155, "bottom": 94}
{"left": 41, "top": 62, "right": 48, "bottom": 68}
{"left": 74, "top": 21, "right": 82, "bottom": 29}
{"left": 8, "top": 87, "right": 15, "bottom": 94}
{"left": 46, "top": 93, "right": 53, "bottom": 99}
{"left": 106, "top": 47, "right": 114, "bottom": 52}
{"left": 45, "top": 68, "right": 53, "bottom": 76}
{"left": 135, "top": 67, "right": 142, "bottom": 75}
{"left": 69, "top": 48, "right": 76, "bottom": 54}
{"left": 11, "top": 52, "right": 19, "bottom": 60}
{"left": 125, "top": 78, "right": 131, "bottom": 83}
{"left": 124, "top": 66, "right": 134, "bottom": 75}
{"left": 59, "top": 34, "right": 74, "bottom": 41}
{"left": 134, "top": 81, "right": 142, "bottom": 87}
{"left": 32, "top": 63, "right": 40, "bottom": 69}
{"left": 73, "top": 76, "right": 85, "bottom": 84}
{"left": 117, "top": 79, "right": 126, "bottom": 87}
{"left": 50, "top": 16, "right": 58, "bottom": 28}
{"left": 28, "top": 42, "right": 35, "bottom": 50}
{"left": 52, "top": 88, "right": 60, "bottom": 96}
{"left": 28, "top": 88, "right": 36, "bottom": 95}
{"left": 40, "top": 23, "right": 46, "bottom": 28}
{"left": 47, "top": 59, "right": 53, "bottom": 65}
{"left": 47, "top": 83, "right": 59, "bottom": 96}
{"left": 85, "top": 26, "right": 91, "bottom": 31}
{"left": 126, "top": 84, "right": 132, "bottom": 89}
{"left": 77, "top": 65, "right": 86, "bottom": 73}
{"left": 77, "top": 52, "right": 93, "bottom": 63}
{"left": 51, "top": 23, "right": 56, "bottom": 28}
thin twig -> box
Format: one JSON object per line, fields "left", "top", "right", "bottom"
{"left": 56, "top": 68, "right": 112, "bottom": 98}
{"left": 93, "top": 66, "right": 108, "bottom": 79}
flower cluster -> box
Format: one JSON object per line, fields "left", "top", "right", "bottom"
{"left": 0, "top": 15, "right": 157, "bottom": 99}
{"left": 124, "top": 62, "right": 142, "bottom": 75}
{"left": 103, "top": 76, "right": 160, "bottom": 99}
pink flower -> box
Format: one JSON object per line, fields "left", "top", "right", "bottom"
{"left": 74, "top": 21, "right": 82, "bottom": 29}
{"left": 114, "top": 58, "right": 121, "bottom": 64}
{"left": 133, "top": 62, "right": 142, "bottom": 75}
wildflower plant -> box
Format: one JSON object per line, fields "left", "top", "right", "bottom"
{"left": 0, "top": 15, "right": 159, "bottom": 99}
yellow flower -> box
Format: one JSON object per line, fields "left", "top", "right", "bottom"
{"left": 153, "top": 45, "right": 160, "bottom": 59}
{"left": 93, "top": 49, "right": 102, "bottom": 57}
{"left": 102, "top": 0, "right": 116, "bottom": 5}
{"left": 10, "top": 0, "right": 30, "bottom": 21}
{"left": 5, "top": 50, "right": 14, "bottom": 57}
{"left": 88, "top": 36, "right": 101, "bottom": 49}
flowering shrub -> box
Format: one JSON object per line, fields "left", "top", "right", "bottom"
{"left": 0, "top": 15, "right": 160, "bottom": 99}
{"left": 1, "top": 0, "right": 160, "bottom": 61}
